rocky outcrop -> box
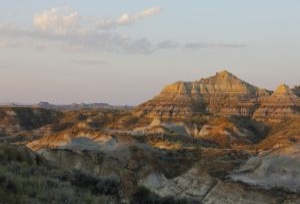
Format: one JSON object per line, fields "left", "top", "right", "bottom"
{"left": 194, "top": 71, "right": 267, "bottom": 116}
{"left": 27, "top": 131, "right": 135, "bottom": 152}
{"left": 231, "top": 144, "right": 300, "bottom": 193}
{"left": 134, "top": 70, "right": 270, "bottom": 119}
{"left": 0, "top": 107, "right": 59, "bottom": 135}
{"left": 140, "top": 168, "right": 284, "bottom": 203}
{"left": 135, "top": 81, "right": 206, "bottom": 119}
{"left": 140, "top": 169, "right": 218, "bottom": 202}
{"left": 193, "top": 117, "right": 267, "bottom": 147}
{"left": 135, "top": 71, "right": 300, "bottom": 122}
{"left": 253, "top": 84, "right": 300, "bottom": 122}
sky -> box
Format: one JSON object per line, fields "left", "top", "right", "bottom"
{"left": 0, "top": 0, "right": 299, "bottom": 105}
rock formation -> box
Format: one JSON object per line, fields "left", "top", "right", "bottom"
{"left": 0, "top": 107, "right": 59, "bottom": 135}
{"left": 231, "top": 144, "right": 300, "bottom": 193}
{"left": 141, "top": 168, "right": 286, "bottom": 203}
{"left": 253, "top": 84, "right": 300, "bottom": 122}
{"left": 134, "top": 71, "right": 266, "bottom": 119}
{"left": 134, "top": 71, "right": 300, "bottom": 122}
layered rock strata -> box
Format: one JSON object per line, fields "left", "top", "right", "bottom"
{"left": 135, "top": 71, "right": 300, "bottom": 121}
{"left": 253, "top": 84, "right": 300, "bottom": 122}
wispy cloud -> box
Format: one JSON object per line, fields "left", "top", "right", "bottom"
{"left": 157, "top": 40, "right": 178, "bottom": 49}
{"left": 32, "top": 7, "right": 161, "bottom": 33}
{"left": 0, "top": 24, "right": 157, "bottom": 54}
{"left": 95, "top": 7, "right": 161, "bottom": 29}
{"left": 0, "top": 7, "right": 246, "bottom": 54}
{"left": 184, "top": 42, "right": 246, "bottom": 49}
{"left": 33, "top": 7, "right": 79, "bottom": 35}
{"left": 116, "top": 7, "right": 161, "bottom": 25}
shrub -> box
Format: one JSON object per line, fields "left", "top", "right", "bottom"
{"left": 0, "top": 146, "right": 121, "bottom": 204}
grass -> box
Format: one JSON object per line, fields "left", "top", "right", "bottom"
{"left": 0, "top": 144, "right": 193, "bottom": 204}
{"left": 0, "top": 145, "right": 120, "bottom": 204}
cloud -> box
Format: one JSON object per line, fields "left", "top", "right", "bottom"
{"left": 95, "top": 7, "right": 161, "bottom": 29}
{"left": 0, "top": 7, "right": 246, "bottom": 54}
{"left": 0, "top": 24, "right": 157, "bottom": 54}
{"left": 0, "top": 23, "right": 247, "bottom": 54}
{"left": 33, "top": 7, "right": 79, "bottom": 35}
{"left": 0, "top": 23, "right": 246, "bottom": 54}
{"left": 157, "top": 40, "right": 178, "bottom": 49}
{"left": 118, "top": 7, "right": 161, "bottom": 24}
{"left": 33, "top": 6, "right": 161, "bottom": 33}
{"left": 185, "top": 42, "right": 246, "bottom": 49}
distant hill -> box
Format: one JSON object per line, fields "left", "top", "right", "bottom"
{"left": 0, "top": 102, "right": 133, "bottom": 110}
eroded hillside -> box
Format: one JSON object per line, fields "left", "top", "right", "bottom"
{"left": 1, "top": 71, "right": 300, "bottom": 203}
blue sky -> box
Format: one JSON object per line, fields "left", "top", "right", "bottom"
{"left": 0, "top": 0, "right": 299, "bottom": 105}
